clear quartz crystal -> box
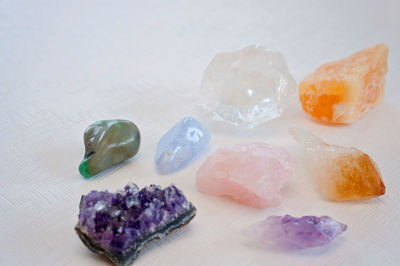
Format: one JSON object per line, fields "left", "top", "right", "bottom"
{"left": 200, "top": 46, "right": 296, "bottom": 128}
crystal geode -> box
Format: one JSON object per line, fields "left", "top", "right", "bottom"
{"left": 196, "top": 143, "right": 297, "bottom": 208}
{"left": 245, "top": 215, "right": 347, "bottom": 249}
{"left": 75, "top": 184, "right": 196, "bottom": 265}
{"left": 155, "top": 117, "right": 210, "bottom": 174}
{"left": 200, "top": 46, "right": 296, "bottom": 128}
{"left": 289, "top": 126, "right": 385, "bottom": 201}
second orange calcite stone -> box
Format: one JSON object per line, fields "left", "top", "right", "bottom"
{"left": 289, "top": 126, "right": 385, "bottom": 201}
{"left": 299, "top": 44, "right": 388, "bottom": 124}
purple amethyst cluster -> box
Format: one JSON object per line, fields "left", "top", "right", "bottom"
{"left": 75, "top": 183, "right": 196, "bottom": 265}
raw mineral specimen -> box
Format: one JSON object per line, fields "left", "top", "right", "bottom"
{"left": 155, "top": 117, "right": 210, "bottom": 174}
{"left": 199, "top": 45, "right": 296, "bottom": 128}
{"left": 196, "top": 143, "right": 297, "bottom": 208}
{"left": 75, "top": 183, "right": 196, "bottom": 265}
{"left": 299, "top": 44, "right": 388, "bottom": 124}
{"left": 289, "top": 126, "right": 385, "bottom": 201}
{"left": 79, "top": 120, "right": 140, "bottom": 178}
{"left": 244, "top": 215, "right": 347, "bottom": 249}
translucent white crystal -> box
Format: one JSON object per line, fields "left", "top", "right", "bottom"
{"left": 94, "top": 201, "right": 106, "bottom": 211}
{"left": 200, "top": 46, "right": 296, "bottom": 128}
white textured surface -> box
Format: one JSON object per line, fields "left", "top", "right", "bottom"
{"left": 1, "top": 1, "right": 400, "bottom": 265}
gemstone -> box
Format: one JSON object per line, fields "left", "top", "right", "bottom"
{"left": 299, "top": 44, "right": 388, "bottom": 124}
{"left": 289, "top": 126, "right": 385, "bottom": 201}
{"left": 155, "top": 117, "right": 210, "bottom": 174}
{"left": 75, "top": 183, "right": 196, "bottom": 265}
{"left": 199, "top": 45, "right": 296, "bottom": 128}
{"left": 244, "top": 215, "right": 347, "bottom": 249}
{"left": 196, "top": 143, "right": 297, "bottom": 208}
{"left": 79, "top": 120, "right": 140, "bottom": 178}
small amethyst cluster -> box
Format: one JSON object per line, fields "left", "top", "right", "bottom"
{"left": 75, "top": 183, "right": 196, "bottom": 265}
{"left": 245, "top": 215, "right": 347, "bottom": 249}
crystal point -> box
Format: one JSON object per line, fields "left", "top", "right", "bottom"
{"left": 299, "top": 44, "right": 388, "bottom": 124}
{"left": 75, "top": 183, "right": 196, "bottom": 265}
{"left": 196, "top": 143, "right": 297, "bottom": 208}
{"left": 245, "top": 215, "right": 347, "bottom": 249}
{"left": 155, "top": 117, "right": 210, "bottom": 174}
{"left": 289, "top": 126, "right": 385, "bottom": 201}
{"left": 200, "top": 46, "right": 296, "bottom": 128}
{"left": 79, "top": 120, "right": 140, "bottom": 178}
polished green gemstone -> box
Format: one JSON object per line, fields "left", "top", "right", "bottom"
{"left": 79, "top": 160, "right": 91, "bottom": 179}
{"left": 79, "top": 119, "right": 140, "bottom": 178}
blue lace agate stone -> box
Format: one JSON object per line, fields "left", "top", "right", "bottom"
{"left": 155, "top": 117, "right": 210, "bottom": 174}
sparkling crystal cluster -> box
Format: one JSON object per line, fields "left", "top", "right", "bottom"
{"left": 75, "top": 183, "right": 196, "bottom": 265}
{"left": 200, "top": 45, "right": 296, "bottom": 128}
{"left": 245, "top": 215, "right": 347, "bottom": 249}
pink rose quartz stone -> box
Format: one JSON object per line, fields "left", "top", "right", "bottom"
{"left": 196, "top": 143, "right": 297, "bottom": 208}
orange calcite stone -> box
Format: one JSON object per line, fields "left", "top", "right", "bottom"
{"left": 290, "top": 126, "right": 385, "bottom": 201}
{"left": 299, "top": 44, "right": 388, "bottom": 124}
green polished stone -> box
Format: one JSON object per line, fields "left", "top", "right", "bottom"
{"left": 79, "top": 120, "right": 140, "bottom": 178}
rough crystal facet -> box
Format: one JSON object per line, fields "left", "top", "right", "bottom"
{"left": 79, "top": 120, "right": 140, "bottom": 178}
{"left": 299, "top": 44, "right": 388, "bottom": 124}
{"left": 75, "top": 183, "right": 196, "bottom": 265}
{"left": 244, "top": 215, "right": 347, "bottom": 249}
{"left": 199, "top": 45, "right": 296, "bottom": 128}
{"left": 289, "top": 126, "right": 385, "bottom": 201}
{"left": 155, "top": 117, "right": 210, "bottom": 174}
{"left": 196, "top": 143, "right": 297, "bottom": 208}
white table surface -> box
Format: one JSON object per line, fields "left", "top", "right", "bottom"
{"left": 1, "top": 1, "right": 400, "bottom": 265}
